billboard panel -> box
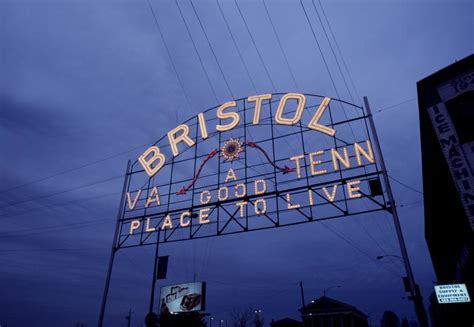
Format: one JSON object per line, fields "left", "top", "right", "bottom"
{"left": 160, "top": 282, "right": 206, "bottom": 313}
{"left": 116, "top": 93, "right": 389, "bottom": 248}
{"left": 434, "top": 284, "right": 471, "bottom": 304}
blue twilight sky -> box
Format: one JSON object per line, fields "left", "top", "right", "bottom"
{"left": 0, "top": 0, "right": 473, "bottom": 326}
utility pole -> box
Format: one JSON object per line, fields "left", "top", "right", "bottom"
{"left": 364, "top": 96, "right": 429, "bottom": 327}
{"left": 125, "top": 309, "right": 133, "bottom": 327}
{"left": 149, "top": 228, "right": 162, "bottom": 313}
{"left": 300, "top": 281, "right": 306, "bottom": 327}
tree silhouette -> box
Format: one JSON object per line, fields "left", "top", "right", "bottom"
{"left": 230, "top": 307, "right": 264, "bottom": 327}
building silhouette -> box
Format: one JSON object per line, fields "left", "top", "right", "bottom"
{"left": 417, "top": 54, "right": 474, "bottom": 326}
{"left": 299, "top": 296, "right": 368, "bottom": 327}
{"left": 270, "top": 317, "right": 302, "bottom": 327}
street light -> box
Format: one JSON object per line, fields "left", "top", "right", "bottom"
{"left": 219, "top": 319, "right": 224, "bottom": 327}
{"left": 209, "top": 317, "right": 214, "bottom": 327}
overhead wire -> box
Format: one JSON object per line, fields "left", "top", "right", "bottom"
{"left": 146, "top": 0, "right": 194, "bottom": 113}
{"left": 262, "top": 0, "right": 299, "bottom": 90}
{"left": 298, "top": 0, "right": 341, "bottom": 101}
{"left": 375, "top": 98, "right": 417, "bottom": 114}
{"left": 189, "top": 0, "right": 235, "bottom": 100}
{"left": 0, "top": 217, "right": 114, "bottom": 239}
{"left": 0, "top": 143, "right": 145, "bottom": 195}
{"left": 175, "top": 0, "right": 220, "bottom": 104}
{"left": 0, "top": 174, "right": 122, "bottom": 210}
{"left": 0, "top": 0, "right": 420, "bottom": 211}
{"left": 185, "top": 0, "right": 243, "bottom": 281}
{"left": 310, "top": 0, "right": 353, "bottom": 103}
{"left": 318, "top": 221, "right": 402, "bottom": 278}
{"left": 233, "top": 0, "right": 277, "bottom": 92}
{"left": 0, "top": 0, "right": 203, "bottom": 201}
{"left": 230, "top": 0, "right": 297, "bottom": 172}
{"left": 0, "top": 247, "right": 109, "bottom": 253}
{"left": 316, "top": 0, "right": 362, "bottom": 105}
{"left": 389, "top": 175, "right": 423, "bottom": 195}
{"left": 216, "top": 0, "right": 258, "bottom": 94}
{"left": 1, "top": 2, "right": 423, "bottom": 275}
{"left": 0, "top": 5, "right": 416, "bottom": 313}
{"left": 298, "top": 0, "right": 361, "bottom": 162}
{"left": 298, "top": 0, "right": 391, "bottom": 259}
{"left": 301, "top": 0, "right": 407, "bottom": 259}
{"left": 0, "top": 190, "right": 120, "bottom": 219}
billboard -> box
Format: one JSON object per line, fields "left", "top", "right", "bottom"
{"left": 160, "top": 282, "right": 206, "bottom": 313}
{"left": 115, "top": 93, "right": 389, "bottom": 248}
{"left": 434, "top": 284, "right": 471, "bottom": 304}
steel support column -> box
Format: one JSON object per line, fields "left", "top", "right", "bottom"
{"left": 364, "top": 96, "right": 429, "bottom": 327}
{"left": 98, "top": 160, "right": 132, "bottom": 327}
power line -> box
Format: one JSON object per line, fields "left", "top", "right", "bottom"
{"left": 146, "top": 0, "right": 194, "bottom": 113}
{"left": 375, "top": 98, "right": 417, "bottom": 114}
{"left": 215, "top": 0, "right": 258, "bottom": 94}
{"left": 0, "top": 144, "right": 144, "bottom": 195}
{"left": 298, "top": 1, "right": 390, "bottom": 258}
{"left": 0, "top": 174, "right": 122, "bottom": 210}
{"left": 298, "top": 0, "right": 341, "bottom": 101}
{"left": 262, "top": 0, "right": 299, "bottom": 90}
{"left": 301, "top": 1, "right": 381, "bottom": 251}
{"left": 189, "top": 0, "right": 235, "bottom": 99}
{"left": 306, "top": 0, "right": 415, "bottom": 256}
{"left": 0, "top": 0, "right": 246, "bottom": 208}
{"left": 299, "top": 0, "right": 361, "bottom": 159}
{"left": 175, "top": 0, "right": 220, "bottom": 104}
{"left": 310, "top": 0, "right": 354, "bottom": 103}
{"left": 398, "top": 200, "right": 423, "bottom": 208}
{"left": 305, "top": 1, "right": 421, "bottom": 199}
{"left": 0, "top": 247, "right": 109, "bottom": 253}
{"left": 312, "top": 0, "right": 420, "bottom": 254}
{"left": 233, "top": 0, "right": 277, "bottom": 92}
{"left": 0, "top": 217, "right": 114, "bottom": 239}
{"left": 389, "top": 175, "right": 423, "bottom": 195}
{"left": 0, "top": 190, "right": 120, "bottom": 219}
{"left": 319, "top": 221, "right": 402, "bottom": 278}
{"left": 316, "top": 0, "right": 362, "bottom": 105}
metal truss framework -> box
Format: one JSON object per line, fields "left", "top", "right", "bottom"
{"left": 98, "top": 94, "right": 429, "bottom": 327}
{"left": 114, "top": 93, "right": 389, "bottom": 249}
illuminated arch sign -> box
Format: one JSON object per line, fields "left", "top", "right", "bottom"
{"left": 117, "top": 93, "right": 388, "bottom": 248}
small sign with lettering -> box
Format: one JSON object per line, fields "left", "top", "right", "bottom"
{"left": 434, "top": 284, "right": 471, "bottom": 304}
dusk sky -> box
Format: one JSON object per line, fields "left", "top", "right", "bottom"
{"left": 1, "top": 0, "right": 473, "bottom": 326}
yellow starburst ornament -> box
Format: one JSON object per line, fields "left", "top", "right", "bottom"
{"left": 221, "top": 138, "right": 243, "bottom": 161}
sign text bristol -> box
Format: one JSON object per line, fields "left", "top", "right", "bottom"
{"left": 118, "top": 93, "right": 387, "bottom": 247}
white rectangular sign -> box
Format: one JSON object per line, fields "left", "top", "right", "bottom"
{"left": 437, "top": 70, "right": 474, "bottom": 102}
{"left": 435, "top": 284, "right": 471, "bottom": 304}
{"left": 160, "top": 282, "right": 205, "bottom": 313}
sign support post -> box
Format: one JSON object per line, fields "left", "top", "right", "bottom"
{"left": 98, "top": 160, "right": 131, "bottom": 327}
{"left": 149, "top": 228, "right": 162, "bottom": 313}
{"left": 364, "top": 97, "right": 429, "bottom": 327}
